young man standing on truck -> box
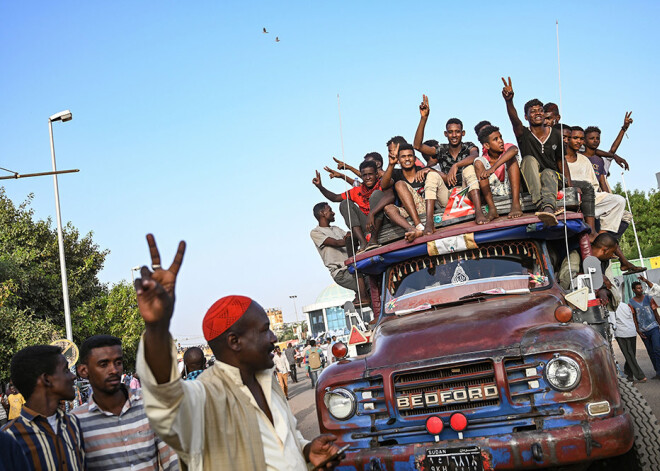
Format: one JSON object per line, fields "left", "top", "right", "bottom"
{"left": 474, "top": 125, "right": 523, "bottom": 220}
{"left": 630, "top": 280, "right": 660, "bottom": 380}
{"left": 413, "top": 95, "right": 487, "bottom": 225}
{"left": 310, "top": 202, "right": 368, "bottom": 306}
{"left": 501, "top": 77, "right": 571, "bottom": 227}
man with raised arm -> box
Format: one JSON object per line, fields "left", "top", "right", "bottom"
{"left": 134, "top": 235, "right": 342, "bottom": 470}
{"left": 312, "top": 161, "right": 389, "bottom": 251}
{"left": 380, "top": 143, "right": 447, "bottom": 241}
{"left": 501, "top": 77, "right": 571, "bottom": 227}
{"left": 413, "top": 95, "right": 487, "bottom": 224}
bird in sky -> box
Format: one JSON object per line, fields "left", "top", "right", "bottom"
{"left": 263, "top": 27, "right": 268, "bottom": 33}
{"left": 275, "top": 36, "right": 280, "bottom": 42}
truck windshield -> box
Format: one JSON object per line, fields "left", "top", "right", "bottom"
{"left": 383, "top": 240, "right": 550, "bottom": 315}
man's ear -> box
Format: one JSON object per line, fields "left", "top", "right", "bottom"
{"left": 444, "top": 130, "right": 449, "bottom": 138}
{"left": 461, "top": 130, "right": 465, "bottom": 137}
{"left": 483, "top": 142, "right": 491, "bottom": 151}
{"left": 77, "top": 364, "right": 89, "bottom": 380}
{"left": 40, "top": 373, "right": 51, "bottom": 389}
{"left": 227, "top": 332, "right": 241, "bottom": 353}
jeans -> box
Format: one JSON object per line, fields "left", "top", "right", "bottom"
{"left": 309, "top": 368, "right": 323, "bottom": 388}
{"left": 641, "top": 326, "right": 660, "bottom": 375}
{"left": 616, "top": 336, "right": 646, "bottom": 380}
{"left": 520, "top": 156, "right": 558, "bottom": 210}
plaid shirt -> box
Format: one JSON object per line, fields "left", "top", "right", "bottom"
{"left": 1, "top": 405, "right": 86, "bottom": 471}
{"left": 433, "top": 141, "right": 477, "bottom": 186}
{"left": 72, "top": 386, "right": 178, "bottom": 470}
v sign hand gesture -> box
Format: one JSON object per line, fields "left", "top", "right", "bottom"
{"left": 134, "top": 234, "right": 186, "bottom": 326}
{"left": 501, "top": 77, "right": 514, "bottom": 101}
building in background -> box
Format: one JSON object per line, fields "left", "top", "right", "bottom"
{"left": 302, "top": 283, "right": 373, "bottom": 339}
{"left": 266, "top": 308, "right": 284, "bottom": 331}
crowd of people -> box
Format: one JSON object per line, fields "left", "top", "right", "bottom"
{"left": 311, "top": 78, "right": 643, "bottom": 305}
{"left": 0, "top": 77, "right": 652, "bottom": 470}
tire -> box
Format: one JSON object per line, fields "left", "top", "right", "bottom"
{"left": 590, "top": 378, "right": 660, "bottom": 470}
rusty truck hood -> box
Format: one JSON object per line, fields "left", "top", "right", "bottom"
{"left": 366, "top": 292, "right": 563, "bottom": 370}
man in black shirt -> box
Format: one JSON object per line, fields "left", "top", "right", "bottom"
{"left": 501, "top": 77, "right": 572, "bottom": 226}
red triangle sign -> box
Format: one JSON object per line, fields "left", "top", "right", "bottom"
{"left": 348, "top": 325, "right": 368, "bottom": 345}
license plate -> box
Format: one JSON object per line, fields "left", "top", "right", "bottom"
{"left": 426, "top": 446, "right": 483, "bottom": 471}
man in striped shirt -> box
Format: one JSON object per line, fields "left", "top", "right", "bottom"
{"left": 72, "top": 335, "right": 178, "bottom": 471}
{"left": 1, "top": 345, "right": 86, "bottom": 470}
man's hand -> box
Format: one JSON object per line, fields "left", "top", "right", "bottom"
{"left": 306, "top": 434, "right": 342, "bottom": 470}
{"left": 366, "top": 213, "right": 376, "bottom": 232}
{"left": 324, "top": 166, "right": 344, "bottom": 179}
{"left": 343, "top": 232, "right": 352, "bottom": 243}
{"left": 414, "top": 167, "right": 431, "bottom": 183}
{"left": 419, "top": 94, "right": 430, "bottom": 119}
{"left": 501, "top": 77, "right": 514, "bottom": 101}
{"left": 388, "top": 143, "right": 399, "bottom": 166}
{"left": 612, "top": 153, "right": 630, "bottom": 171}
{"left": 312, "top": 170, "right": 323, "bottom": 187}
{"left": 447, "top": 164, "right": 459, "bottom": 187}
{"left": 623, "top": 111, "right": 633, "bottom": 130}
{"left": 134, "top": 234, "right": 186, "bottom": 326}
{"left": 478, "top": 167, "right": 493, "bottom": 180}
{"left": 333, "top": 157, "right": 348, "bottom": 171}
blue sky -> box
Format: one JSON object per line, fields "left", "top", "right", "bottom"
{"left": 1, "top": 1, "right": 658, "bottom": 341}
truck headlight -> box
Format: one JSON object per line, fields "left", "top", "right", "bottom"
{"left": 545, "top": 356, "right": 581, "bottom": 391}
{"left": 323, "top": 388, "right": 356, "bottom": 420}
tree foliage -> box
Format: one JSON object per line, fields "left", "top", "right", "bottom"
{"left": 612, "top": 184, "right": 660, "bottom": 259}
{"left": 0, "top": 189, "right": 143, "bottom": 381}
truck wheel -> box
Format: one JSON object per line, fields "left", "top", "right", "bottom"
{"left": 590, "top": 378, "right": 660, "bottom": 470}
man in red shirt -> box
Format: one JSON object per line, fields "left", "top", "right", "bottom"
{"left": 312, "top": 160, "right": 391, "bottom": 251}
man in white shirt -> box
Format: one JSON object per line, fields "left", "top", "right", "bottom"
{"left": 272, "top": 347, "right": 290, "bottom": 399}
{"left": 134, "top": 234, "right": 343, "bottom": 470}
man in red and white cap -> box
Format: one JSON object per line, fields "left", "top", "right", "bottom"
{"left": 134, "top": 234, "right": 343, "bottom": 471}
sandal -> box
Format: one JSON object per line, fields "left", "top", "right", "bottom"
{"left": 554, "top": 207, "right": 565, "bottom": 216}
{"left": 363, "top": 241, "right": 382, "bottom": 252}
{"left": 534, "top": 209, "right": 558, "bottom": 227}
{"left": 623, "top": 266, "right": 647, "bottom": 275}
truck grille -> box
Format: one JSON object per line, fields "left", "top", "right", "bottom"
{"left": 393, "top": 361, "right": 499, "bottom": 417}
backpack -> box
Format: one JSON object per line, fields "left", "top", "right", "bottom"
{"left": 308, "top": 349, "right": 322, "bottom": 370}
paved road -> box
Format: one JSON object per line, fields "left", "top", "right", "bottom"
{"left": 290, "top": 341, "right": 660, "bottom": 442}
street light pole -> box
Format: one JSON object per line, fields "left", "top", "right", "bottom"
{"left": 289, "top": 295, "right": 300, "bottom": 340}
{"left": 48, "top": 110, "right": 73, "bottom": 341}
{"left": 131, "top": 266, "right": 141, "bottom": 283}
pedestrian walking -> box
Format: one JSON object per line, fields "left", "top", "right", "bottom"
{"left": 273, "top": 347, "right": 291, "bottom": 399}
{"left": 630, "top": 280, "right": 660, "bottom": 380}
{"left": 284, "top": 343, "right": 298, "bottom": 383}
{"left": 305, "top": 340, "right": 324, "bottom": 389}
{"left": 614, "top": 302, "right": 647, "bottom": 382}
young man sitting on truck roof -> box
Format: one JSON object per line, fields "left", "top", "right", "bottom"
{"left": 567, "top": 126, "right": 646, "bottom": 274}
{"left": 381, "top": 143, "right": 446, "bottom": 242}
{"left": 412, "top": 95, "right": 488, "bottom": 225}
{"left": 312, "top": 160, "right": 391, "bottom": 251}
{"left": 310, "top": 202, "right": 369, "bottom": 306}
{"left": 584, "top": 115, "right": 631, "bottom": 178}
{"left": 501, "top": 77, "right": 572, "bottom": 227}
{"left": 474, "top": 125, "right": 523, "bottom": 220}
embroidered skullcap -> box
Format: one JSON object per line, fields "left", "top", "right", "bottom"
{"left": 203, "top": 295, "right": 253, "bottom": 341}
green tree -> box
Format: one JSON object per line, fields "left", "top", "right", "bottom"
{"left": 613, "top": 185, "right": 660, "bottom": 259}
{"left": 0, "top": 189, "right": 144, "bottom": 381}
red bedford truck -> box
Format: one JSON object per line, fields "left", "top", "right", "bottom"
{"left": 316, "top": 211, "right": 660, "bottom": 470}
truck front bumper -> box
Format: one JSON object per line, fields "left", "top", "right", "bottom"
{"left": 336, "top": 412, "right": 633, "bottom": 470}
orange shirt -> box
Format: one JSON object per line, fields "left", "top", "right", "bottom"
{"left": 8, "top": 393, "right": 25, "bottom": 420}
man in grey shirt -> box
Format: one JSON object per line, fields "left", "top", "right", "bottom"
{"left": 284, "top": 343, "right": 298, "bottom": 383}
{"left": 310, "top": 202, "right": 367, "bottom": 306}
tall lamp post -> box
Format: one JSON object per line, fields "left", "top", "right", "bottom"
{"left": 49, "top": 110, "right": 73, "bottom": 341}
{"left": 289, "top": 295, "right": 300, "bottom": 339}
